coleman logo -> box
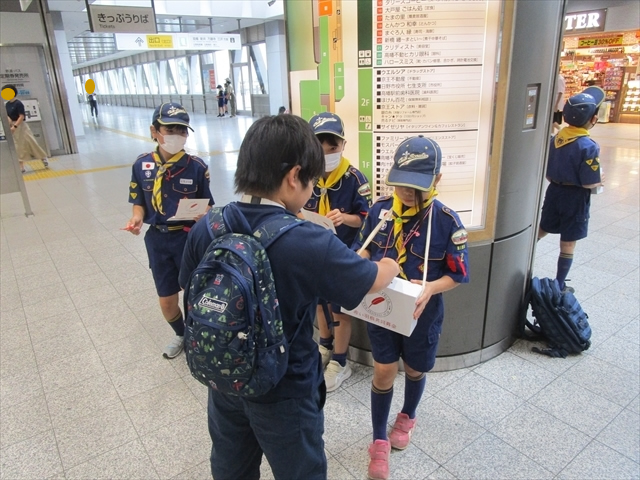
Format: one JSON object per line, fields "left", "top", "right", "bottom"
{"left": 198, "top": 296, "right": 227, "bottom": 313}
{"left": 397, "top": 151, "right": 428, "bottom": 167}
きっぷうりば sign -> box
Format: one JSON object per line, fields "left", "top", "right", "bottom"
{"left": 89, "top": 5, "right": 157, "bottom": 34}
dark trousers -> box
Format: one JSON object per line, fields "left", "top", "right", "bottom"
{"left": 90, "top": 101, "right": 98, "bottom": 117}
{"left": 207, "top": 384, "right": 327, "bottom": 480}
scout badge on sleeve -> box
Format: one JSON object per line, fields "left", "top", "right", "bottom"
{"left": 343, "top": 206, "right": 434, "bottom": 336}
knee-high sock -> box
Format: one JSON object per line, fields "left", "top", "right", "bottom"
{"left": 371, "top": 384, "right": 393, "bottom": 441}
{"left": 401, "top": 373, "right": 426, "bottom": 419}
{"left": 556, "top": 253, "right": 574, "bottom": 290}
{"left": 167, "top": 311, "right": 184, "bottom": 336}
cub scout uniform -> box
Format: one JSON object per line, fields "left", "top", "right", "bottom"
{"left": 540, "top": 126, "right": 601, "bottom": 241}
{"left": 303, "top": 163, "right": 372, "bottom": 247}
{"left": 129, "top": 149, "right": 214, "bottom": 296}
{"left": 352, "top": 196, "right": 470, "bottom": 371}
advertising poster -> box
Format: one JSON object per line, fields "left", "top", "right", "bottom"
{"left": 287, "top": 0, "right": 501, "bottom": 227}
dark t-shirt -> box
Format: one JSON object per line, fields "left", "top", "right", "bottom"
{"left": 179, "top": 202, "right": 379, "bottom": 400}
{"left": 5, "top": 99, "right": 25, "bottom": 122}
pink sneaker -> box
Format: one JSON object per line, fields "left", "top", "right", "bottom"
{"left": 367, "top": 439, "right": 390, "bottom": 480}
{"left": 389, "top": 413, "right": 417, "bottom": 450}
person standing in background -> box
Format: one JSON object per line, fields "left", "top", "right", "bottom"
{"left": 216, "top": 85, "right": 225, "bottom": 117}
{"left": 88, "top": 93, "right": 98, "bottom": 118}
{"left": 3, "top": 84, "right": 49, "bottom": 173}
{"left": 225, "top": 78, "right": 236, "bottom": 117}
{"left": 552, "top": 70, "right": 566, "bottom": 134}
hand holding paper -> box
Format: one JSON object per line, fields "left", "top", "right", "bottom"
{"left": 167, "top": 198, "right": 210, "bottom": 221}
{"left": 299, "top": 209, "right": 336, "bottom": 233}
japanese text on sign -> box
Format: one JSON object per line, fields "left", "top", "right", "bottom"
{"left": 578, "top": 36, "right": 623, "bottom": 48}
{"left": 89, "top": 5, "right": 157, "bottom": 34}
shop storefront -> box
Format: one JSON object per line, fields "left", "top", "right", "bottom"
{"left": 561, "top": 2, "right": 640, "bottom": 123}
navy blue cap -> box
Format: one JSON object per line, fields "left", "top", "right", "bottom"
{"left": 152, "top": 102, "right": 193, "bottom": 131}
{"left": 386, "top": 135, "right": 442, "bottom": 192}
{"left": 309, "top": 112, "right": 346, "bottom": 140}
{"left": 563, "top": 86, "right": 605, "bottom": 127}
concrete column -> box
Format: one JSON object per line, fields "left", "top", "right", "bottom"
{"left": 53, "top": 29, "right": 84, "bottom": 137}
{"left": 265, "top": 20, "right": 289, "bottom": 115}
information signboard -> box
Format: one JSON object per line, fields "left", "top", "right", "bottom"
{"left": 115, "top": 33, "right": 242, "bottom": 51}
{"left": 89, "top": 5, "right": 157, "bottom": 34}
{"left": 288, "top": 0, "right": 500, "bottom": 227}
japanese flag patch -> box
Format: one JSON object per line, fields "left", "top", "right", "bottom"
{"left": 142, "top": 162, "right": 154, "bottom": 170}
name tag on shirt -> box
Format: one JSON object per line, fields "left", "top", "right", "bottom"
{"left": 180, "top": 178, "right": 194, "bottom": 185}
{"left": 142, "top": 162, "right": 154, "bottom": 170}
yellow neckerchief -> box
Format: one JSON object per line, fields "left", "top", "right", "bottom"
{"left": 392, "top": 189, "right": 438, "bottom": 279}
{"left": 151, "top": 149, "right": 183, "bottom": 215}
{"left": 554, "top": 125, "right": 590, "bottom": 149}
{"left": 317, "top": 157, "right": 350, "bottom": 216}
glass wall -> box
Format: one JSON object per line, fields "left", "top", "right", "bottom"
{"left": 73, "top": 43, "right": 269, "bottom": 114}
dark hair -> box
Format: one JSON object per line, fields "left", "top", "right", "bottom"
{"left": 235, "top": 115, "right": 324, "bottom": 196}
{"left": 3, "top": 85, "right": 17, "bottom": 96}
{"left": 316, "top": 133, "right": 341, "bottom": 147}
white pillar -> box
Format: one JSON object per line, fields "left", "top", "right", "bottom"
{"left": 265, "top": 20, "right": 288, "bottom": 115}
{"left": 53, "top": 30, "right": 85, "bottom": 137}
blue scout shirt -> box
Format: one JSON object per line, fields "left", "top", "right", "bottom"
{"left": 546, "top": 128, "right": 601, "bottom": 186}
{"left": 179, "top": 203, "right": 378, "bottom": 400}
{"left": 128, "top": 150, "right": 214, "bottom": 224}
{"left": 303, "top": 164, "right": 372, "bottom": 246}
{"left": 352, "top": 196, "right": 470, "bottom": 326}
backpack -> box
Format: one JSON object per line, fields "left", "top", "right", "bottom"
{"left": 522, "top": 277, "right": 591, "bottom": 358}
{"left": 183, "top": 204, "right": 303, "bottom": 396}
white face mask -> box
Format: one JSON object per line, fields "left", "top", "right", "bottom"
{"left": 159, "top": 134, "right": 187, "bottom": 155}
{"left": 324, "top": 152, "right": 342, "bottom": 172}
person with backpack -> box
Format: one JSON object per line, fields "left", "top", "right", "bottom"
{"left": 304, "top": 112, "right": 372, "bottom": 392}
{"left": 178, "top": 114, "right": 399, "bottom": 480}
{"left": 352, "top": 136, "right": 470, "bottom": 480}
{"left": 538, "top": 86, "right": 605, "bottom": 294}
{"left": 124, "top": 102, "right": 214, "bottom": 359}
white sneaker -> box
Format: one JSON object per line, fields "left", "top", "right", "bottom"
{"left": 319, "top": 344, "right": 332, "bottom": 369}
{"left": 163, "top": 335, "right": 184, "bottom": 359}
{"left": 324, "top": 360, "right": 351, "bottom": 392}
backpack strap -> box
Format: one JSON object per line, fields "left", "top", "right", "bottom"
{"left": 206, "top": 206, "right": 227, "bottom": 240}
{"left": 253, "top": 213, "right": 305, "bottom": 249}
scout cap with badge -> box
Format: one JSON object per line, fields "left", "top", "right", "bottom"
{"left": 152, "top": 102, "right": 194, "bottom": 131}
{"left": 562, "top": 86, "right": 605, "bottom": 127}
{"left": 309, "top": 112, "right": 346, "bottom": 140}
{"left": 386, "top": 135, "right": 442, "bottom": 192}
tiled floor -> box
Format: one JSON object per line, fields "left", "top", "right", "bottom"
{"left": 1, "top": 106, "right": 638, "bottom": 479}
